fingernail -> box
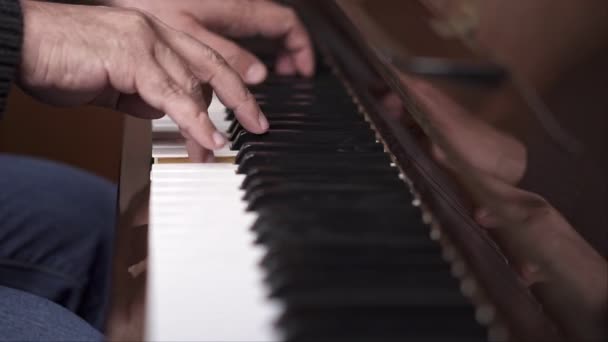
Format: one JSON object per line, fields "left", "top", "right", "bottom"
{"left": 212, "top": 132, "right": 226, "bottom": 148}
{"left": 258, "top": 113, "right": 269, "bottom": 131}
{"left": 246, "top": 64, "right": 267, "bottom": 84}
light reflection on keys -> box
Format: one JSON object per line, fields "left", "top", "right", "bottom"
{"left": 147, "top": 163, "right": 281, "bottom": 342}
{"left": 152, "top": 95, "right": 237, "bottom": 161}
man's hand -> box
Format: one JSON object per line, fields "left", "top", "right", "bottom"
{"left": 20, "top": 0, "right": 269, "bottom": 161}
{"left": 108, "top": 0, "right": 316, "bottom": 84}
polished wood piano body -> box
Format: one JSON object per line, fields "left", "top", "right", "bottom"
{"left": 111, "top": 1, "right": 607, "bottom": 341}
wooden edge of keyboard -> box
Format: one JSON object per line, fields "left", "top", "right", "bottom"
{"left": 111, "top": 116, "right": 155, "bottom": 340}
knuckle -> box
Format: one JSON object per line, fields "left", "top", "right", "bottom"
{"left": 152, "top": 41, "right": 171, "bottom": 58}
{"left": 221, "top": 43, "right": 242, "bottom": 66}
{"left": 181, "top": 15, "right": 201, "bottom": 31}
{"left": 160, "top": 79, "right": 184, "bottom": 99}
{"left": 186, "top": 74, "right": 203, "bottom": 96}
{"left": 178, "top": 122, "right": 195, "bottom": 139}
{"left": 223, "top": 53, "right": 239, "bottom": 67}
{"left": 232, "top": 86, "right": 254, "bottom": 112}
{"left": 206, "top": 48, "right": 230, "bottom": 73}
{"left": 125, "top": 10, "right": 151, "bottom": 32}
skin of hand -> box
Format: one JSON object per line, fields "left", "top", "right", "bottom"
{"left": 105, "top": 0, "right": 316, "bottom": 83}
{"left": 19, "top": 0, "right": 269, "bottom": 161}
{"left": 400, "top": 74, "right": 607, "bottom": 341}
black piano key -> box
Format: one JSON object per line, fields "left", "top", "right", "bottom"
{"left": 254, "top": 74, "right": 343, "bottom": 87}
{"left": 255, "top": 222, "right": 434, "bottom": 250}
{"left": 220, "top": 48, "right": 486, "bottom": 340}
{"left": 243, "top": 176, "right": 404, "bottom": 198}
{"left": 226, "top": 110, "right": 364, "bottom": 123}
{"left": 259, "top": 102, "right": 358, "bottom": 112}
{"left": 235, "top": 142, "right": 384, "bottom": 164}
{"left": 260, "top": 243, "right": 446, "bottom": 275}
{"left": 281, "top": 306, "right": 486, "bottom": 342}
{"left": 231, "top": 129, "right": 378, "bottom": 150}
{"left": 225, "top": 103, "right": 360, "bottom": 120}
{"left": 246, "top": 185, "right": 411, "bottom": 211}
{"left": 227, "top": 115, "right": 368, "bottom": 137}
{"left": 268, "top": 277, "right": 464, "bottom": 308}
{"left": 237, "top": 152, "right": 392, "bottom": 174}
{"left": 229, "top": 121, "right": 371, "bottom": 141}
{"left": 253, "top": 91, "right": 351, "bottom": 102}
{"left": 240, "top": 166, "right": 399, "bottom": 189}
{"left": 253, "top": 210, "right": 425, "bottom": 238}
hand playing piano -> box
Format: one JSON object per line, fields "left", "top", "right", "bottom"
{"left": 107, "top": 0, "right": 316, "bottom": 83}
{"left": 19, "top": 0, "right": 269, "bottom": 161}
{"left": 398, "top": 75, "right": 607, "bottom": 341}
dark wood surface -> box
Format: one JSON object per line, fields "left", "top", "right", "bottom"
{"left": 0, "top": 86, "right": 124, "bottom": 182}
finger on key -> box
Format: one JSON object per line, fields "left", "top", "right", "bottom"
{"left": 186, "top": 138, "right": 214, "bottom": 163}
{"left": 135, "top": 58, "right": 221, "bottom": 150}
{"left": 155, "top": 21, "right": 269, "bottom": 134}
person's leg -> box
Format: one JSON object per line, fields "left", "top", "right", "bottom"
{"left": 0, "top": 285, "right": 103, "bottom": 342}
{"left": 0, "top": 154, "right": 117, "bottom": 331}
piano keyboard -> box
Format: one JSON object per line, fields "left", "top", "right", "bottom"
{"left": 147, "top": 53, "right": 489, "bottom": 341}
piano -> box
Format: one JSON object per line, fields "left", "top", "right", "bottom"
{"left": 111, "top": 1, "right": 608, "bottom": 341}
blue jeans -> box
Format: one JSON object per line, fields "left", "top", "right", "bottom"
{"left": 0, "top": 155, "right": 116, "bottom": 341}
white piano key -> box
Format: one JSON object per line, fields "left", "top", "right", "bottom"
{"left": 153, "top": 163, "right": 237, "bottom": 173}
{"left": 152, "top": 143, "right": 238, "bottom": 159}
{"left": 151, "top": 164, "right": 238, "bottom": 177}
{"left": 147, "top": 163, "right": 279, "bottom": 342}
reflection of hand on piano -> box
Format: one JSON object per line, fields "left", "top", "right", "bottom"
{"left": 382, "top": 73, "right": 527, "bottom": 186}
{"left": 397, "top": 75, "right": 607, "bottom": 341}
{"left": 474, "top": 185, "right": 608, "bottom": 342}
{"left": 108, "top": 0, "right": 316, "bottom": 82}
